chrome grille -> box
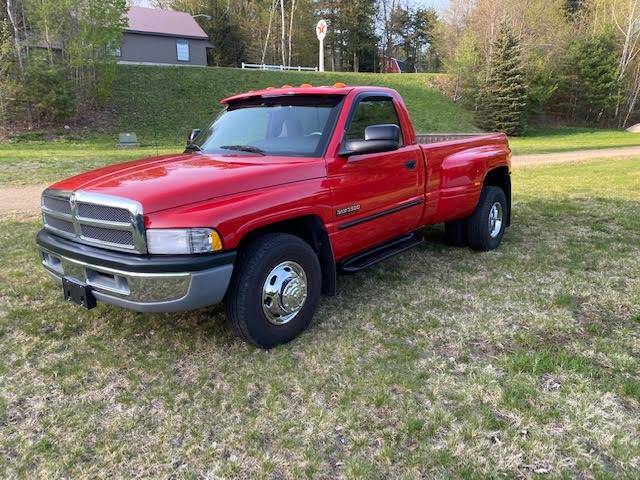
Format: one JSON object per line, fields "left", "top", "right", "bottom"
{"left": 41, "top": 189, "right": 147, "bottom": 253}
{"left": 77, "top": 203, "right": 131, "bottom": 223}
{"left": 80, "top": 225, "right": 134, "bottom": 246}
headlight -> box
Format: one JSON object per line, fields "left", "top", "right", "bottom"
{"left": 146, "top": 228, "right": 223, "bottom": 254}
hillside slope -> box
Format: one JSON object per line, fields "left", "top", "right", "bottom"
{"left": 108, "top": 65, "right": 477, "bottom": 142}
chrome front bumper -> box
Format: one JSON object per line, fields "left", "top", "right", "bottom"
{"left": 36, "top": 229, "right": 235, "bottom": 313}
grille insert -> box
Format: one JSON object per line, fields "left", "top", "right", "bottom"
{"left": 81, "top": 225, "right": 134, "bottom": 247}
{"left": 77, "top": 203, "right": 131, "bottom": 223}
{"left": 43, "top": 196, "right": 71, "bottom": 215}
{"left": 43, "top": 214, "right": 75, "bottom": 234}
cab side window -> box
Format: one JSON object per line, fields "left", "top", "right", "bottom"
{"left": 345, "top": 97, "right": 403, "bottom": 144}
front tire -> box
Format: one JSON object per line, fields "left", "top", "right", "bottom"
{"left": 467, "top": 186, "right": 507, "bottom": 251}
{"left": 225, "top": 233, "right": 322, "bottom": 348}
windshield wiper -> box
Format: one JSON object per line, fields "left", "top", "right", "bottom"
{"left": 185, "top": 143, "right": 202, "bottom": 152}
{"left": 220, "top": 145, "right": 266, "bottom": 155}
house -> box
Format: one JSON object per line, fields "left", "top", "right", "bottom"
{"left": 116, "top": 6, "right": 212, "bottom": 67}
{"left": 380, "top": 56, "right": 416, "bottom": 74}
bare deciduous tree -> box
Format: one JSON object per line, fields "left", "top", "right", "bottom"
{"left": 592, "top": 0, "right": 640, "bottom": 125}
{"left": 379, "top": 0, "right": 397, "bottom": 68}
{"left": 287, "top": 0, "right": 297, "bottom": 66}
{"left": 280, "top": 0, "right": 286, "bottom": 65}
{"left": 6, "top": 0, "right": 32, "bottom": 127}
{"left": 261, "top": 0, "right": 277, "bottom": 64}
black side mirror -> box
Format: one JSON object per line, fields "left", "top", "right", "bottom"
{"left": 187, "top": 128, "right": 201, "bottom": 145}
{"left": 340, "top": 124, "right": 400, "bottom": 157}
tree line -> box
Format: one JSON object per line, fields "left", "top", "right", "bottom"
{"left": 442, "top": 0, "right": 640, "bottom": 132}
{"left": 141, "top": 0, "right": 640, "bottom": 132}
{"left": 0, "top": 0, "right": 442, "bottom": 130}
{"left": 158, "top": 0, "right": 440, "bottom": 74}
{"left": 1, "top": 0, "right": 127, "bottom": 129}
{"left": 2, "top": 0, "right": 640, "bottom": 134}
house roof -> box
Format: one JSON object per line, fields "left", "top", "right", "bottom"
{"left": 126, "top": 6, "right": 209, "bottom": 39}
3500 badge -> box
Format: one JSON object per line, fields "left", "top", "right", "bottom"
{"left": 336, "top": 204, "right": 361, "bottom": 216}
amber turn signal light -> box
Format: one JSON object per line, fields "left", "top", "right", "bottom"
{"left": 209, "top": 230, "right": 223, "bottom": 251}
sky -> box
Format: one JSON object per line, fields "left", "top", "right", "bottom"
{"left": 412, "top": 0, "right": 449, "bottom": 11}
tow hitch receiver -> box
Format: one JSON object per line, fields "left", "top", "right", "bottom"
{"left": 62, "top": 277, "right": 97, "bottom": 310}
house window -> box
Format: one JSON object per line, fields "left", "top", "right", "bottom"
{"left": 110, "top": 40, "right": 121, "bottom": 58}
{"left": 176, "top": 39, "right": 190, "bottom": 62}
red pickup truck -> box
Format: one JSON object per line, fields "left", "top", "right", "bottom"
{"left": 36, "top": 84, "right": 511, "bottom": 348}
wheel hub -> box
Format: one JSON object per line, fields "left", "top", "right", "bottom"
{"left": 262, "top": 261, "right": 308, "bottom": 325}
{"left": 488, "top": 202, "right": 503, "bottom": 239}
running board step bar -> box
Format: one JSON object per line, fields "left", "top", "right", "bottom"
{"left": 338, "top": 233, "right": 424, "bottom": 274}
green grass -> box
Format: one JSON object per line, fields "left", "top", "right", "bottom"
{"left": 4, "top": 126, "right": 640, "bottom": 186}
{"left": 1, "top": 65, "right": 477, "bottom": 185}
{"left": 0, "top": 137, "right": 179, "bottom": 185}
{"left": 0, "top": 157, "right": 639, "bottom": 478}
{"left": 108, "top": 65, "right": 478, "bottom": 141}
{"left": 509, "top": 126, "right": 640, "bottom": 155}
{"left": 5, "top": 67, "right": 640, "bottom": 187}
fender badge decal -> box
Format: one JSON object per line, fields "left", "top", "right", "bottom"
{"left": 336, "top": 204, "right": 361, "bottom": 217}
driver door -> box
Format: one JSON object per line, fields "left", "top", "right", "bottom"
{"left": 328, "top": 95, "right": 424, "bottom": 260}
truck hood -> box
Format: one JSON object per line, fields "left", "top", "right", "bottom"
{"left": 50, "top": 152, "right": 326, "bottom": 213}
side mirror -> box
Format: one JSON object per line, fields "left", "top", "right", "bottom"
{"left": 187, "top": 128, "right": 201, "bottom": 145}
{"left": 340, "top": 124, "right": 400, "bottom": 157}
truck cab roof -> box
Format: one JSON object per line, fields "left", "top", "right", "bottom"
{"left": 220, "top": 84, "right": 399, "bottom": 105}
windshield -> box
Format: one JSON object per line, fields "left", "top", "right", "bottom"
{"left": 191, "top": 95, "right": 344, "bottom": 157}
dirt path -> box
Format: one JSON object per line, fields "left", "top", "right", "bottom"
{"left": 0, "top": 185, "right": 47, "bottom": 219}
{"left": 2, "top": 146, "right": 640, "bottom": 217}
{"left": 512, "top": 145, "right": 640, "bottom": 166}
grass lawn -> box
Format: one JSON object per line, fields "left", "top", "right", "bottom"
{"left": 509, "top": 127, "right": 640, "bottom": 155}
{"left": 108, "top": 66, "right": 478, "bottom": 142}
{"left": 0, "top": 138, "right": 180, "bottom": 186}
{"left": 0, "top": 157, "right": 638, "bottom": 478}
{"left": 4, "top": 126, "right": 640, "bottom": 187}
{"left": 5, "top": 127, "right": 640, "bottom": 186}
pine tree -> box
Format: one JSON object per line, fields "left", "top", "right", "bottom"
{"left": 477, "top": 24, "right": 527, "bottom": 136}
{"left": 558, "top": 31, "right": 620, "bottom": 125}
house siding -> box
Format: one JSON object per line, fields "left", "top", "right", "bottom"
{"left": 119, "top": 32, "right": 209, "bottom": 66}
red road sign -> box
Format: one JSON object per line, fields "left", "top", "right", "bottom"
{"left": 316, "top": 19, "right": 327, "bottom": 41}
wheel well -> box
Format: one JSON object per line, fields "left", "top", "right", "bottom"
{"left": 484, "top": 167, "right": 511, "bottom": 227}
{"left": 237, "top": 216, "right": 337, "bottom": 296}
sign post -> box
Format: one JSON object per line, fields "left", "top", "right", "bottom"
{"left": 315, "top": 19, "right": 327, "bottom": 72}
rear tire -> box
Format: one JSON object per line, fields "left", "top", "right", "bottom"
{"left": 467, "top": 186, "right": 507, "bottom": 251}
{"left": 225, "top": 233, "right": 322, "bottom": 348}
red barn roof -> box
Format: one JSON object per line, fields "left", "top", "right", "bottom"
{"left": 126, "top": 6, "right": 209, "bottom": 39}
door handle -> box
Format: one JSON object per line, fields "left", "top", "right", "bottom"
{"left": 405, "top": 160, "right": 417, "bottom": 170}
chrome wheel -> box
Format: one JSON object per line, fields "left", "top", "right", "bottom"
{"left": 488, "top": 202, "right": 503, "bottom": 239}
{"left": 262, "top": 261, "right": 308, "bottom": 325}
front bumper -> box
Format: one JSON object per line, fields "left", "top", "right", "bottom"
{"left": 36, "top": 229, "right": 236, "bottom": 313}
